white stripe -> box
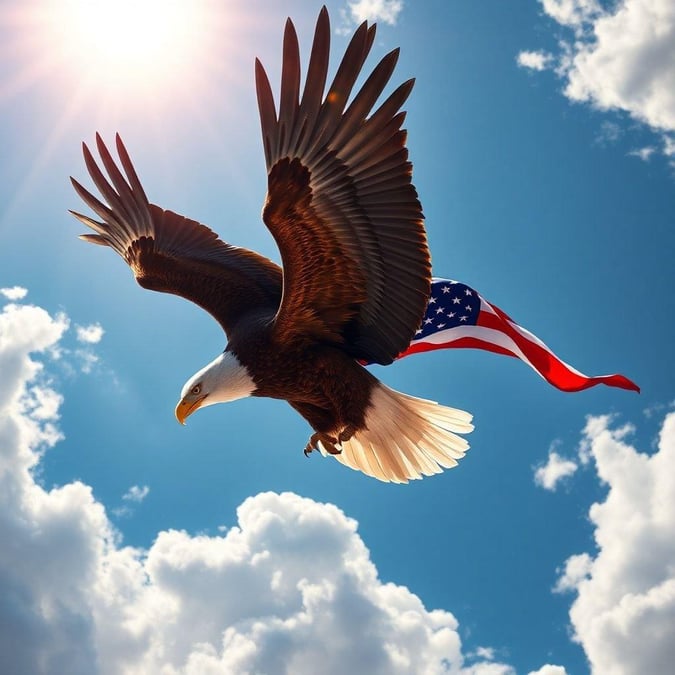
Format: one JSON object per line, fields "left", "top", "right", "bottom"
{"left": 483, "top": 301, "right": 593, "bottom": 379}
{"left": 428, "top": 282, "right": 597, "bottom": 382}
{"left": 411, "top": 324, "right": 542, "bottom": 378}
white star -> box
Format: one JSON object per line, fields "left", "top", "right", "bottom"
{"left": 465, "top": 288, "right": 472, "bottom": 296}
{"left": 428, "top": 296, "right": 437, "bottom": 304}
{"left": 442, "top": 286, "right": 451, "bottom": 294}
{"left": 447, "top": 312, "right": 456, "bottom": 318}
{"left": 452, "top": 297, "right": 461, "bottom": 305}
{"left": 437, "top": 322, "right": 446, "bottom": 329}
{"left": 465, "top": 305, "right": 472, "bottom": 312}
{"left": 460, "top": 315, "right": 468, "bottom": 322}
{"left": 415, "top": 329, "right": 422, "bottom": 335}
{"left": 424, "top": 318, "right": 433, "bottom": 325}
{"left": 435, "top": 307, "right": 444, "bottom": 315}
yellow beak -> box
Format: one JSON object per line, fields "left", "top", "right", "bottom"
{"left": 175, "top": 395, "right": 207, "bottom": 425}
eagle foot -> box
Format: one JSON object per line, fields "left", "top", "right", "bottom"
{"left": 304, "top": 431, "right": 341, "bottom": 457}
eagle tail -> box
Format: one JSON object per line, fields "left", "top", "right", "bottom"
{"left": 320, "top": 383, "right": 474, "bottom": 483}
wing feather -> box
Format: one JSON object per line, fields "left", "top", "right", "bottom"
{"left": 256, "top": 8, "right": 430, "bottom": 363}
{"left": 71, "top": 134, "right": 282, "bottom": 337}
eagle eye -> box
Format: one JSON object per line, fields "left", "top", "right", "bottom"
{"left": 191, "top": 384, "right": 202, "bottom": 395}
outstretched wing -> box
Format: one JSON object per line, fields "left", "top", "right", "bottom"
{"left": 256, "top": 7, "right": 430, "bottom": 365}
{"left": 70, "top": 134, "right": 282, "bottom": 338}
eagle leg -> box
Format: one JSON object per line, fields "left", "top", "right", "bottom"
{"left": 304, "top": 431, "right": 340, "bottom": 457}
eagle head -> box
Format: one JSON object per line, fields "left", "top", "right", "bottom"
{"left": 175, "top": 350, "right": 256, "bottom": 424}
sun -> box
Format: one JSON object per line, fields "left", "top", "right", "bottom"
{"left": 41, "top": 0, "right": 215, "bottom": 93}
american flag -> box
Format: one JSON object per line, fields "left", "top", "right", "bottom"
{"left": 395, "top": 278, "right": 639, "bottom": 393}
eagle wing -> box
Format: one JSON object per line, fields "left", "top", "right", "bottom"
{"left": 256, "top": 7, "right": 430, "bottom": 365}
{"left": 70, "top": 134, "right": 282, "bottom": 338}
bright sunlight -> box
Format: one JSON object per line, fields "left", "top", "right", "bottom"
{"left": 42, "top": 0, "right": 214, "bottom": 92}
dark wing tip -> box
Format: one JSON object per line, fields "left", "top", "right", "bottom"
{"left": 317, "top": 5, "right": 329, "bottom": 30}
{"left": 115, "top": 133, "right": 129, "bottom": 160}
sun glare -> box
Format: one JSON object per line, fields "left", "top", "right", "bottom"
{"left": 44, "top": 0, "right": 212, "bottom": 92}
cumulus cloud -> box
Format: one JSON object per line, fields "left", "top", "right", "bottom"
{"left": 0, "top": 285, "right": 28, "bottom": 300}
{"left": 521, "top": 0, "right": 675, "bottom": 166}
{"left": 554, "top": 553, "right": 593, "bottom": 593}
{"left": 556, "top": 413, "right": 675, "bottom": 674}
{"left": 540, "top": 0, "right": 601, "bottom": 30}
{"left": 534, "top": 445, "right": 578, "bottom": 491}
{"left": 75, "top": 323, "right": 104, "bottom": 344}
{"left": 527, "top": 666, "right": 569, "bottom": 675}
{"left": 340, "top": 0, "right": 404, "bottom": 31}
{"left": 1, "top": 291, "right": 573, "bottom": 675}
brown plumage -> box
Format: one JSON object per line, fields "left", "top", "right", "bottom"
{"left": 70, "top": 7, "right": 473, "bottom": 483}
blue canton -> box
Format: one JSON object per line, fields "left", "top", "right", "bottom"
{"left": 414, "top": 280, "right": 480, "bottom": 339}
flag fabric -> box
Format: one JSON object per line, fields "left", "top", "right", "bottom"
{"left": 393, "top": 278, "right": 639, "bottom": 393}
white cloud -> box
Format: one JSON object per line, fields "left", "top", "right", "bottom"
{"left": 556, "top": 413, "right": 675, "bottom": 674}
{"left": 554, "top": 553, "right": 593, "bottom": 593}
{"left": 534, "top": 446, "right": 578, "bottom": 491}
{"left": 517, "top": 50, "right": 552, "bottom": 71}
{"left": 629, "top": 146, "right": 656, "bottom": 161}
{"left": 0, "top": 285, "right": 28, "bottom": 300}
{"left": 76, "top": 323, "right": 104, "bottom": 344}
{"left": 122, "top": 485, "right": 150, "bottom": 503}
{"left": 563, "top": 0, "right": 675, "bottom": 130}
{"left": 522, "top": 0, "right": 675, "bottom": 166}
{"left": 74, "top": 348, "right": 99, "bottom": 374}
{"left": 2, "top": 291, "right": 569, "bottom": 675}
{"left": 540, "top": 0, "right": 601, "bottom": 29}
{"left": 643, "top": 400, "right": 675, "bottom": 419}
{"left": 474, "top": 646, "right": 495, "bottom": 660}
{"left": 113, "top": 485, "right": 151, "bottom": 517}
{"left": 527, "top": 666, "right": 569, "bottom": 675}
{"left": 343, "top": 0, "right": 404, "bottom": 26}
{"left": 663, "top": 135, "right": 675, "bottom": 157}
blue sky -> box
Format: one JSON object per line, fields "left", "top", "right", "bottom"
{"left": 1, "top": 1, "right": 674, "bottom": 673}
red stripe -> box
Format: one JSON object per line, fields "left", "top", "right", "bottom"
{"left": 477, "top": 305, "right": 640, "bottom": 392}
{"left": 395, "top": 297, "right": 639, "bottom": 394}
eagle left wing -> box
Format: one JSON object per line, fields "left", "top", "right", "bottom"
{"left": 70, "top": 134, "right": 282, "bottom": 338}
{"left": 256, "top": 8, "right": 431, "bottom": 365}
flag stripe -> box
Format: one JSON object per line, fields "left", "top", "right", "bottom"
{"left": 394, "top": 278, "right": 639, "bottom": 394}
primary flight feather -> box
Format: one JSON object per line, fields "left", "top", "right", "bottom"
{"left": 70, "top": 7, "right": 473, "bottom": 483}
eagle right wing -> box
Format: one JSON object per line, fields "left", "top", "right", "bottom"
{"left": 70, "top": 134, "right": 282, "bottom": 338}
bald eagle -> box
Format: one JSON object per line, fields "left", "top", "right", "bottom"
{"left": 70, "top": 7, "right": 473, "bottom": 483}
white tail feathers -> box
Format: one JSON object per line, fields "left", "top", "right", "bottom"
{"left": 319, "top": 383, "right": 474, "bottom": 483}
